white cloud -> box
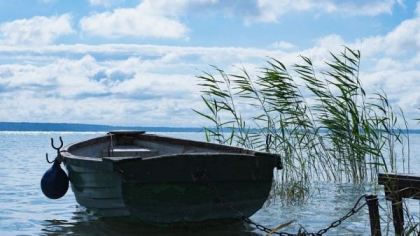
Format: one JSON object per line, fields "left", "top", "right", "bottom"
{"left": 315, "top": 34, "right": 345, "bottom": 49}
{"left": 417, "top": 1, "right": 420, "bottom": 16}
{"left": 38, "top": 0, "right": 56, "bottom": 3}
{"left": 252, "top": 0, "right": 401, "bottom": 23}
{"left": 88, "top": 0, "right": 123, "bottom": 7}
{"left": 272, "top": 41, "right": 296, "bottom": 50}
{"left": 138, "top": 0, "right": 218, "bottom": 16}
{"left": 80, "top": 0, "right": 216, "bottom": 39}
{"left": 0, "top": 43, "right": 290, "bottom": 126}
{"left": 1, "top": 3, "right": 420, "bottom": 127}
{"left": 0, "top": 43, "right": 288, "bottom": 67}
{"left": 300, "top": 10, "right": 420, "bottom": 127}
{"left": 0, "top": 40, "right": 419, "bottom": 127}
{"left": 0, "top": 14, "right": 74, "bottom": 46}
{"left": 351, "top": 16, "right": 420, "bottom": 57}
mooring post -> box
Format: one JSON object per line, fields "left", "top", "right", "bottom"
{"left": 365, "top": 195, "right": 381, "bottom": 236}
{"left": 391, "top": 195, "right": 404, "bottom": 236}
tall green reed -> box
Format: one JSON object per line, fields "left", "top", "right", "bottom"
{"left": 195, "top": 47, "right": 410, "bottom": 200}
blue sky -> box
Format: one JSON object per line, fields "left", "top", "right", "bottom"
{"left": 0, "top": 0, "right": 419, "bottom": 127}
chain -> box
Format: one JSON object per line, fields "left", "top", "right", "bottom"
{"left": 242, "top": 217, "right": 302, "bottom": 236}
{"left": 243, "top": 194, "right": 368, "bottom": 235}
{"left": 315, "top": 194, "right": 367, "bottom": 235}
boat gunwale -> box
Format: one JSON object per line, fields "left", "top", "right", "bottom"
{"left": 101, "top": 152, "right": 278, "bottom": 163}
{"left": 60, "top": 132, "right": 282, "bottom": 168}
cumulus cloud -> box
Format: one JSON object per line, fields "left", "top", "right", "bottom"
{"left": 252, "top": 0, "right": 402, "bottom": 23}
{"left": 80, "top": 0, "right": 217, "bottom": 39}
{"left": 1, "top": 3, "right": 420, "bottom": 127}
{"left": 38, "top": 0, "right": 56, "bottom": 3}
{"left": 417, "top": 1, "right": 420, "bottom": 16}
{"left": 88, "top": 0, "right": 123, "bottom": 7}
{"left": 311, "top": 6, "right": 420, "bottom": 60}
{"left": 0, "top": 43, "right": 289, "bottom": 126}
{"left": 350, "top": 15, "right": 420, "bottom": 57}
{"left": 271, "top": 41, "right": 296, "bottom": 50}
{"left": 0, "top": 14, "right": 74, "bottom": 46}
{"left": 0, "top": 38, "right": 418, "bottom": 127}
{"left": 299, "top": 11, "right": 420, "bottom": 126}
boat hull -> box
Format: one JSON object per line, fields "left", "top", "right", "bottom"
{"left": 62, "top": 133, "right": 281, "bottom": 223}
{"left": 65, "top": 158, "right": 129, "bottom": 217}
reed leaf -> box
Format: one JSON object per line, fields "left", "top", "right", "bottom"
{"left": 195, "top": 47, "right": 410, "bottom": 201}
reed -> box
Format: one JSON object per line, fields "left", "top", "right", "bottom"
{"left": 195, "top": 47, "right": 410, "bottom": 200}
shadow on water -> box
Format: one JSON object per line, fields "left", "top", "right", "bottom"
{"left": 40, "top": 213, "right": 260, "bottom": 236}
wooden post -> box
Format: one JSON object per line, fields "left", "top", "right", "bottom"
{"left": 366, "top": 195, "right": 381, "bottom": 236}
{"left": 391, "top": 195, "right": 404, "bottom": 235}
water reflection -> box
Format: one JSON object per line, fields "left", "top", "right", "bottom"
{"left": 38, "top": 182, "right": 370, "bottom": 235}
{"left": 41, "top": 214, "right": 259, "bottom": 236}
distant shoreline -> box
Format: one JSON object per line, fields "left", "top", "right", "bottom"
{"left": 0, "top": 122, "right": 203, "bottom": 132}
{"left": 1, "top": 122, "right": 420, "bottom": 134}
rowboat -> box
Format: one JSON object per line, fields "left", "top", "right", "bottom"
{"left": 60, "top": 131, "right": 282, "bottom": 223}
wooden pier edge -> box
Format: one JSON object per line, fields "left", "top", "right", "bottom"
{"left": 377, "top": 173, "right": 420, "bottom": 235}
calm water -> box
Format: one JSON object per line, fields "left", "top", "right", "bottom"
{"left": 0, "top": 131, "right": 419, "bottom": 235}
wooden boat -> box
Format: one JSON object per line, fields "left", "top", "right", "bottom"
{"left": 60, "top": 131, "right": 282, "bottom": 223}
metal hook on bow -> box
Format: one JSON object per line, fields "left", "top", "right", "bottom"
{"left": 45, "top": 153, "right": 55, "bottom": 163}
{"left": 51, "top": 137, "right": 63, "bottom": 151}
{"left": 45, "top": 137, "right": 64, "bottom": 164}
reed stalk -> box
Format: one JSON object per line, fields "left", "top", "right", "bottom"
{"left": 195, "top": 47, "right": 410, "bottom": 201}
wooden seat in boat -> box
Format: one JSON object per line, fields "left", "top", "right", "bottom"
{"left": 102, "top": 146, "right": 158, "bottom": 159}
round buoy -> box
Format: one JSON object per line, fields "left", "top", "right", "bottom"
{"left": 41, "top": 160, "right": 69, "bottom": 199}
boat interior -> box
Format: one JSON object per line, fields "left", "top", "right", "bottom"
{"left": 66, "top": 132, "right": 252, "bottom": 160}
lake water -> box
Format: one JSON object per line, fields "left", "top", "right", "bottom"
{"left": 0, "top": 131, "right": 419, "bottom": 235}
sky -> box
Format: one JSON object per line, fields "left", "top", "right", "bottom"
{"left": 0, "top": 0, "right": 419, "bottom": 127}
